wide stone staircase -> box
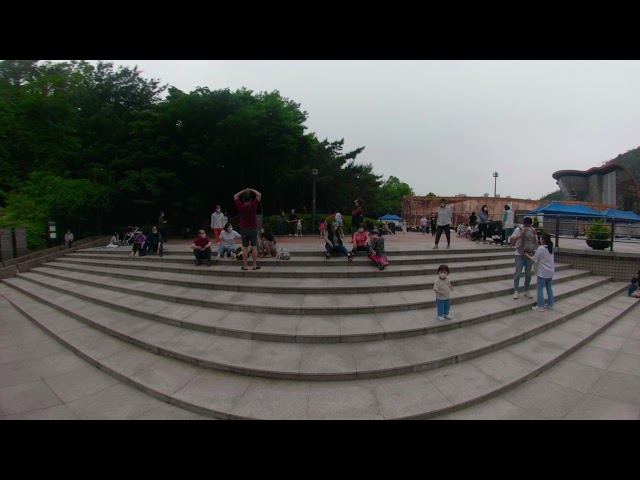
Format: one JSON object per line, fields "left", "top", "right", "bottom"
{"left": 1, "top": 245, "right": 637, "bottom": 419}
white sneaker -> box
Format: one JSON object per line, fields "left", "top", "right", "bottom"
{"left": 130, "top": 252, "right": 134, "bottom": 257}
{"left": 513, "top": 291, "right": 519, "bottom": 299}
{"left": 443, "top": 314, "right": 452, "bottom": 320}
{"left": 524, "top": 291, "right": 533, "bottom": 299}
{"left": 437, "top": 316, "right": 445, "bottom": 321}
{"left": 531, "top": 306, "right": 545, "bottom": 312}
{"left": 432, "top": 245, "right": 439, "bottom": 249}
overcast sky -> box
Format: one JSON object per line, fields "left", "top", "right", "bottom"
{"left": 103, "top": 60, "right": 640, "bottom": 200}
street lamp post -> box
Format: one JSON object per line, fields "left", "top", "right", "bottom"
{"left": 312, "top": 168, "right": 318, "bottom": 234}
{"left": 493, "top": 171, "right": 499, "bottom": 198}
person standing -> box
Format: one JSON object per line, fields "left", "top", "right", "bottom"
{"left": 402, "top": 220, "right": 408, "bottom": 234}
{"left": 234, "top": 187, "right": 262, "bottom": 270}
{"left": 277, "top": 211, "right": 286, "bottom": 235}
{"left": 64, "top": 229, "right": 74, "bottom": 248}
{"left": 478, "top": 204, "right": 490, "bottom": 243}
{"left": 158, "top": 211, "right": 168, "bottom": 243}
{"left": 433, "top": 199, "right": 453, "bottom": 249}
{"left": 525, "top": 233, "right": 555, "bottom": 311}
{"left": 288, "top": 209, "right": 297, "bottom": 237}
{"left": 511, "top": 217, "right": 538, "bottom": 299}
{"left": 351, "top": 198, "right": 364, "bottom": 235}
{"left": 433, "top": 264, "right": 454, "bottom": 321}
{"left": 211, "top": 205, "right": 225, "bottom": 243}
{"left": 430, "top": 214, "right": 437, "bottom": 237}
{"left": 420, "top": 215, "right": 428, "bottom": 235}
{"left": 502, "top": 204, "right": 515, "bottom": 247}
{"left": 191, "top": 229, "right": 212, "bottom": 266}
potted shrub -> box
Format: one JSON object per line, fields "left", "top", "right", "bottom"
{"left": 585, "top": 219, "right": 610, "bottom": 250}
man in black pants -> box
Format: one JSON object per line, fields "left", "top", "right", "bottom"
{"left": 433, "top": 198, "right": 453, "bottom": 249}
{"left": 288, "top": 209, "right": 298, "bottom": 237}
{"left": 145, "top": 226, "right": 164, "bottom": 257}
{"left": 191, "top": 230, "right": 212, "bottom": 266}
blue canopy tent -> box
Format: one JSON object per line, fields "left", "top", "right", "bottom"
{"left": 527, "top": 202, "right": 604, "bottom": 218}
{"left": 600, "top": 208, "right": 640, "bottom": 223}
{"left": 378, "top": 214, "right": 403, "bottom": 222}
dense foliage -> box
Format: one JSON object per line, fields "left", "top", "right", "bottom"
{"left": 0, "top": 60, "right": 414, "bottom": 246}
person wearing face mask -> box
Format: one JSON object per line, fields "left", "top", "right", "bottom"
{"left": 433, "top": 264, "right": 454, "bottom": 321}
{"left": 218, "top": 222, "right": 241, "bottom": 258}
{"left": 502, "top": 204, "right": 515, "bottom": 247}
{"left": 211, "top": 205, "right": 225, "bottom": 244}
{"left": 430, "top": 213, "right": 437, "bottom": 237}
{"left": 351, "top": 198, "right": 364, "bottom": 235}
{"left": 191, "top": 229, "right": 212, "bottom": 266}
{"left": 432, "top": 199, "right": 452, "bottom": 249}
{"left": 351, "top": 224, "right": 370, "bottom": 258}
{"left": 478, "top": 204, "right": 490, "bottom": 243}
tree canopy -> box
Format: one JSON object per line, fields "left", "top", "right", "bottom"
{"left": 0, "top": 60, "right": 414, "bottom": 245}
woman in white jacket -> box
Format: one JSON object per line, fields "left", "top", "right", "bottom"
{"left": 525, "top": 233, "right": 555, "bottom": 312}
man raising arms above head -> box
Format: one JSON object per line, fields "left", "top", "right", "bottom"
{"left": 233, "top": 187, "right": 262, "bottom": 271}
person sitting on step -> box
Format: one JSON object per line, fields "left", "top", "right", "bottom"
{"left": 218, "top": 222, "right": 241, "bottom": 258}
{"left": 260, "top": 225, "right": 277, "bottom": 257}
{"left": 324, "top": 222, "right": 352, "bottom": 261}
{"left": 368, "top": 228, "right": 389, "bottom": 270}
{"left": 191, "top": 229, "right": 212, "bottom": 266}
{"left": 628, "top": 277, "right": 640, "bottom": 298}
{"left": 351, "top": 223, "right": 370, "bottom": 258}
{"left": 144, "top": 226, "right": 164, "bottom": 257}
{"left": 130, "top": 231, "right": 147, "bottom": 257}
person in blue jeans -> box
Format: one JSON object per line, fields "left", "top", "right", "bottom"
{"left": 433, "top": 264, "right": 454, "bottom": 321}
{"left": 324, "top": 222, "right": 352, "bottom": 260}
{"left": 510, "top": 217, "right": 538, "bottom": 299}
{"left": 526, "top": 233, "right": 555, "bottom": 311}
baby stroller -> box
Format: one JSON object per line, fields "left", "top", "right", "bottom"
{"left": 488, "top": 221, "right": 505, "bottom": 245}
{"left": 122, "top": 226, "right": 139, "bottom": 246}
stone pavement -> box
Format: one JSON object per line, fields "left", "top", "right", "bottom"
{"left": 1, "top": 234, "right": 638, "bottom": 420}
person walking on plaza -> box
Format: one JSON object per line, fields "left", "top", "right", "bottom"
{"left": 402, "top": 220, "right": 408, "bottom": 234}
{"left": 211, "top": 205, "right": 226, "bottom": 243}
{"left": 511, "top": 217, "right": 538, "bottom": 299}
{"left": 191, "top": 229, "right": 212, "bottom": 266}
{"left": 277, "top": 210, "right": 286, "bottom": 235}
{"left": 525, "top": 233, "right": 555, "bottom": 311}
{"left": 502, "top": 204, "right": 515, "bottom": 247}
{"left": 433, "top": 199, "right": 453, "bottom": 249}
{"left": 433, "top": 264, "right": 453, "bottom": 321}
{"left": 420, "top": 215, "right": 428, "bottom": 235}
{"left": 234, "top": 187, "right": 262, "bottom": 270}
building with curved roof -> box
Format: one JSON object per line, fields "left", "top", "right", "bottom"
{"left": 552, "top": 162, "right": 640, "bottom": 213}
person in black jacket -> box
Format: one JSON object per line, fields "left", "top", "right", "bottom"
{"left": 145, "top": 226, "right": 164, "bottom": 257}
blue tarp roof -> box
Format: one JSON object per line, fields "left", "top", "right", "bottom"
{"left": 378, "top": 214, "right": 403, "bottom": 221}
{"left": 601, "top": 208, "right": 640, "bottom": 223}
{"left": 527, "top": 202, "right": 604, "bottom": 217}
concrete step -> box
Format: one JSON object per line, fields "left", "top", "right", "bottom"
{"left": 4, "top": 273, "right": 614, "bottom": 343}
{"left": 13, "top": 267, "right": 595, "bottom": 316}
{"left": 83, "top": 245, "right": 515, "bottom": 258}
{"left": 1, "top": 276, "right": 627, "bottom": 382}
{"left": 3, "top": 282, "right": 636, "bottom": 419}
{"left": 41, "top": 261, "right": 573, "bottom": 295}
{"left": 56, "top": 255, "right": 520, "bottom": 279}
{"left": 67, "top": 250, "right": 515, "bottom": 267}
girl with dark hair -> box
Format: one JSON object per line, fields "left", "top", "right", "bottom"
{"left": 478, "top": 204, "right": 490, "bottom": 243}
{"left": 526, "top": 233, "right": 555, "bottom": 312}
{"left": 218, "top": 222, "right": 241, "bottom": 258}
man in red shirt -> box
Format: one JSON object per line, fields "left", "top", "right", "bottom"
{"left": 191, "top": 229, "right": 212, "bottom": 266}
{"left": 233, "top": 187, "right": 262, "bottom": 271}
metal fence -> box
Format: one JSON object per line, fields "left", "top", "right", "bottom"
{"left": 514, "top": 214, "right": 640, "bottom": 252}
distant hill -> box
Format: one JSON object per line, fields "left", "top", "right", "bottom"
{"left": 539, "top": 145, "right": 640, "bottom": 201}
{"left": 605, "top": 145, "right": 640, "bottom": 184}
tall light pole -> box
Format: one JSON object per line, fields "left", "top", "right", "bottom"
{"left": 312, "top": 168, "right": 318, "bottom": 234}
{"left": 493, "top": 171, "right": 499, "bottom": 198}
